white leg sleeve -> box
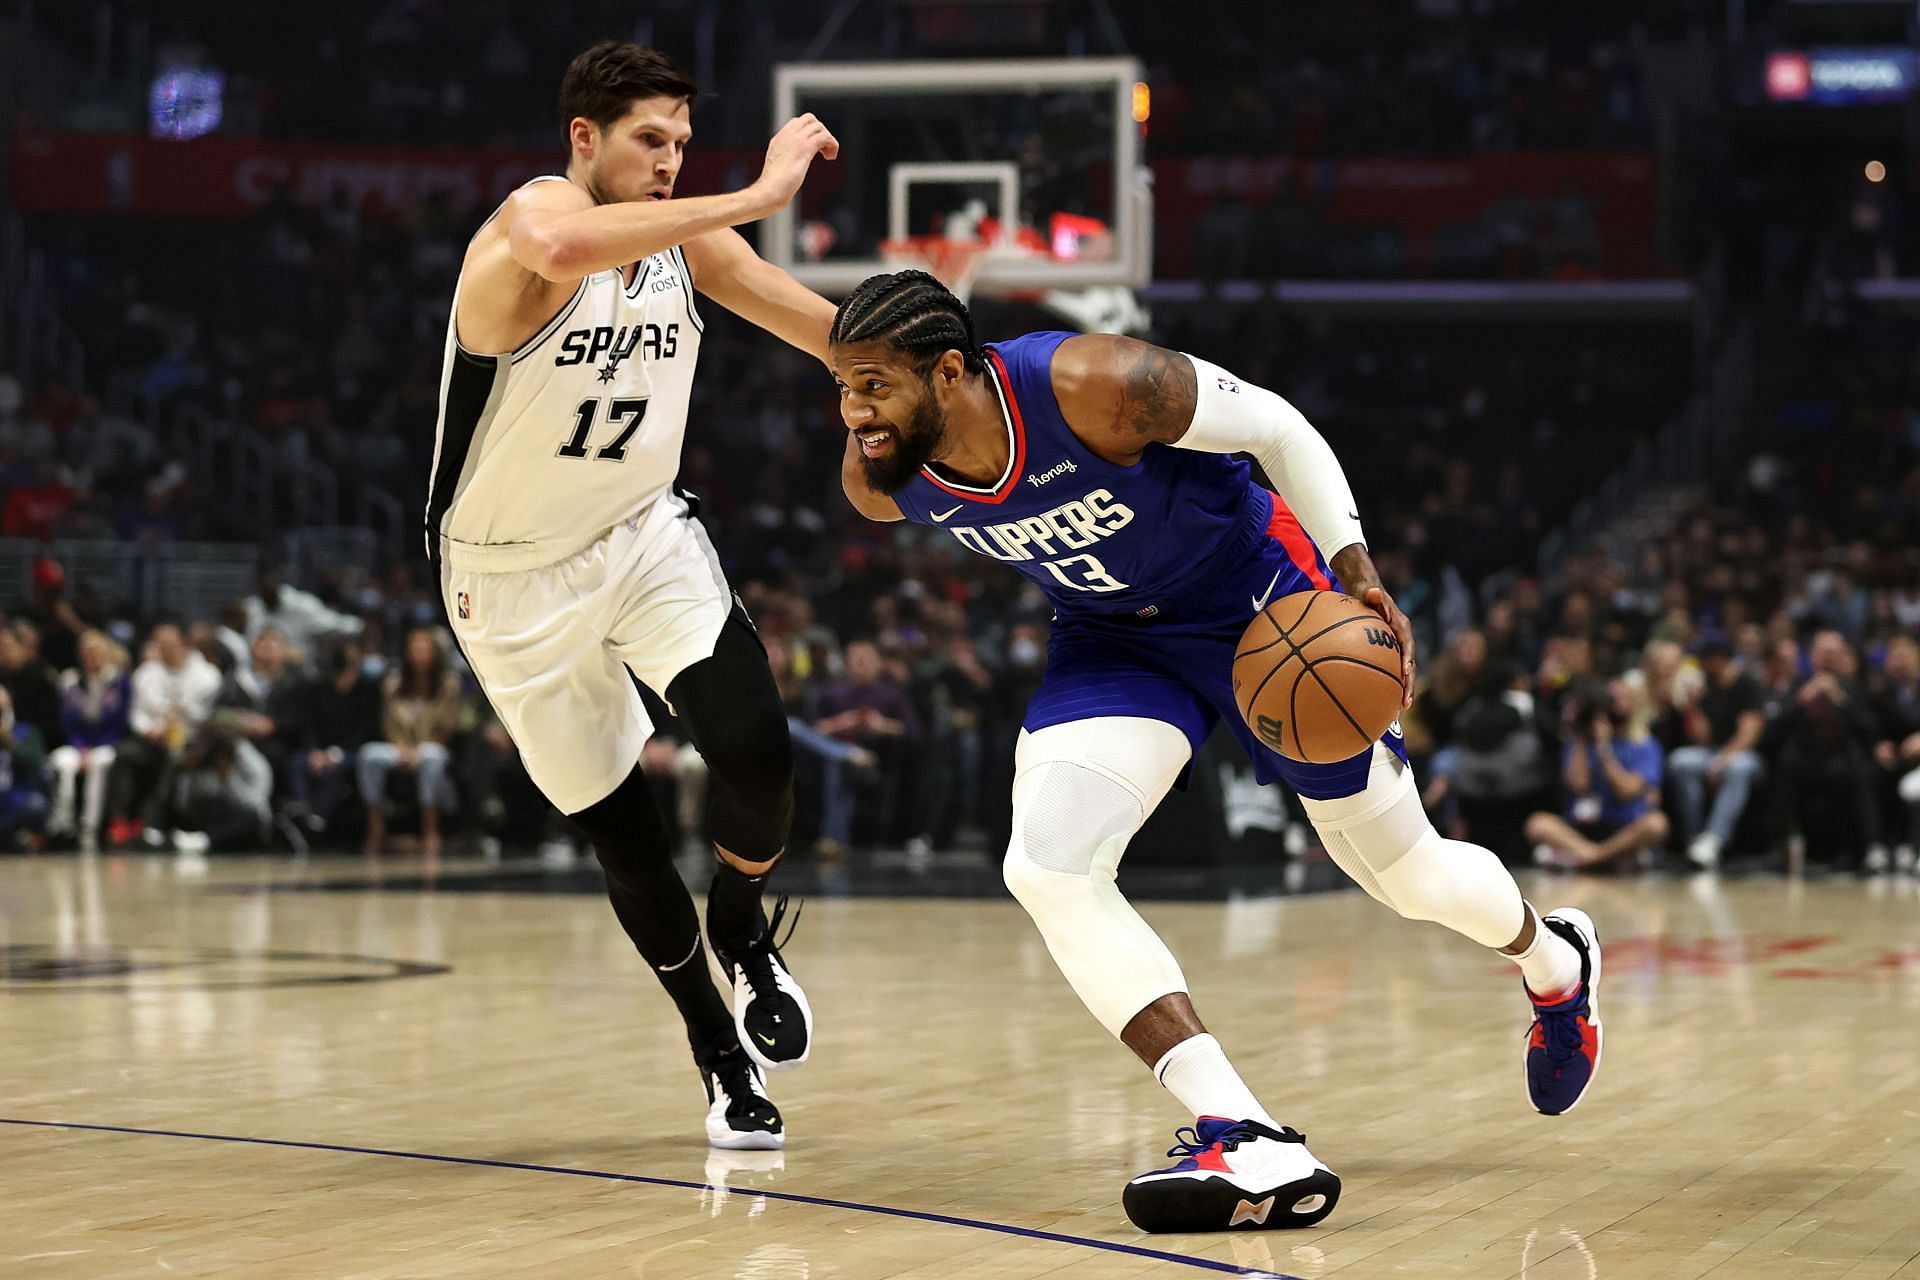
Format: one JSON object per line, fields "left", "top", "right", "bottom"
{"left": 1302, "top": 743, "right": 1526, "bottom": 949}
{"left": 81, "top": 747, "right": 115, "bottom": 836}
{"left": 48, "top": 746, "right": 80, "bottom": 831}
{"left": 1002, "top": 717, "right": 1194, "bottom": 1038}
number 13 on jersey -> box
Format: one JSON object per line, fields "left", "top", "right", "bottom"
{"left": 1041, "top": 553, "right": 1129, "bottom": 593}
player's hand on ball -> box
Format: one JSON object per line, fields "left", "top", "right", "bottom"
{"left": 756, "top": 114, "right": 841, "bottom": 211}
{"left": 1358, "top": 585, "right": 1416, "bottom": 708}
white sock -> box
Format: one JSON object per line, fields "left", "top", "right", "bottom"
{"left": 1152, "top": 1033, "right": 1278, "bottom": 1129}
{"left": 1509, "top": 907, "right": 1582, "bottom": 1000}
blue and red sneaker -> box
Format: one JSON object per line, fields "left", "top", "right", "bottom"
{"left": 1525, "top": 908, "right": 1603, "bottom": 1116}
{"left": 1122, "top": 1117, "right": 1340, "bottom": 1233}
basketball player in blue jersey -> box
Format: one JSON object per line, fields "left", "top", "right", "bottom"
{"left": 828, "top": 272, "right": 1604, "bottom": 1233}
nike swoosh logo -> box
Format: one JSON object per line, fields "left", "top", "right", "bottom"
{"left": 1347, "top": 510, "right": 1360, "bottom": 521}
{"left": 932, "top": 505, "right": 964, "bottom": 522}
{"left": 757, "top": 1033, "right": 778, "bottom": 1047}
{"left": 1251, "top": 569, "right": 1284, "bottom": 612}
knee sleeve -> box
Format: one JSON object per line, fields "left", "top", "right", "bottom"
{"left": 570, "top": 765, "right": 674, "bottom": 887}
{"left": 1304, "top": 745, "right": 1525, "bottom": 949}
{"left": 1900, "top": 766, "right": 1920, "bottom": 807}
{"left": 1002, "top": 719, "right": 1193, "bottom": 1038}
{"left": 666, "top": 617, "right": 794, "bottom": 860}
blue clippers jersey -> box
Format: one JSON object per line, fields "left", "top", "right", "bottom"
{"left": 892, "top": 331, "right": 1320, "bottom": 624}
{"left": 892, "top": 330, "right": 1406, "bottom": 800}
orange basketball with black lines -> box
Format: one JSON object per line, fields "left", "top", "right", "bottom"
{"left": 1232, "top": 590, "right": 1405, "bottom": 763}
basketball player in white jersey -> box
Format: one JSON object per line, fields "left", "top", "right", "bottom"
{"left": 427, "top": 42, "right": 841, "bottom": 1149}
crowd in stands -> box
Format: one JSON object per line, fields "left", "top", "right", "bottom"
{"left": 0, "top": 189, "right": 1726, "bottom": 870}
{"left": 1, "top": 274, "right": 1914, "bottom": 872}
{"left": 0, "top": 552, "right": 1037, "bottom": 860}
{"left": 1407, "top": 298, "right": 1920, "bottom": 876}
{"left": 6, "top": 437, "right": 1916, "bottom": 877}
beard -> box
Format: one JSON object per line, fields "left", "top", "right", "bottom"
{"left": 858, "top": 391, "right": 946, "bottom": 493}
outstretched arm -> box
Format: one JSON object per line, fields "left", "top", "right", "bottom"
{"left": 457, "top": 115, "right": 838, "bottom": 355}
{"left": 682, "top": 227, "right": 837, "bottom": 362}
{"left": 1051, "top": 333, "right": 1413, "bottom": 704}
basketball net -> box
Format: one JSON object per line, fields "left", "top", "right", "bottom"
{"left": 880, "top": 235, "right": 990, "bottom": 305}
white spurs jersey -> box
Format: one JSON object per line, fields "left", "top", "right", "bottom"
{"left": 426, "top": 178, "right": 705, "bottom": 572}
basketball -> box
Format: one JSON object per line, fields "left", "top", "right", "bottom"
{"left": 1232, "top": 591, "right": 1406, "bottom": 763}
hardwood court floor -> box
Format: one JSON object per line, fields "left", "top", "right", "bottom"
{"left": 3, "top": 854, "right": 1919, "bottom": 1279}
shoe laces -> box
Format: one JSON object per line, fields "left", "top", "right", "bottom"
{"left": 1536, "top": 1005, "right": 1582, "bottom": 1066}
{"left": 709, "top": 1044, "right": 765, "bottom": 1104}
{"left": 1164, "top": 1120, "right": 1302, "bottom": 1159}
{"left": 1533, "top": 989, "right": 1589, "bottom": 1065}
{"left": 736, "top": 894, "right": 802, "bottom": 984}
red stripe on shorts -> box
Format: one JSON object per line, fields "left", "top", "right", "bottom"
{"left": 1264, "top": 492, "right": 1332, "bottom": 591}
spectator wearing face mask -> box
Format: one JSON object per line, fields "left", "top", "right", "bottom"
{"left": 357, "top": 626, "right": 462, "bottom": 856}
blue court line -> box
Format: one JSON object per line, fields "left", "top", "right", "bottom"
{"left": 0, "top": 1116, "right": 1304, "bottom": 1279}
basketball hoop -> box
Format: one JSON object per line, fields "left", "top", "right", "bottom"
{"left": 880, "top": 235, "right": 990, "bottom": 305}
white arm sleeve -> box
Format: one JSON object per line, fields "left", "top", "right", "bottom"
{"left": 1172, "top": 354, "right": 1367, "bottom": 558}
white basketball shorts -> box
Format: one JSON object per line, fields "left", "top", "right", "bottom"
{"left": 439, "top": 492, "right": 732, "bottom": 815}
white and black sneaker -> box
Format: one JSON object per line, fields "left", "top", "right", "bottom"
{"left": 700, "top": 1038, "right": 784, "bottom": 1150}
{"left": 712, "top": 895, "right": 813, "bottom": 1073}
{"left": 1123, "top": 1118, "right": 1340, "bottom": 1233}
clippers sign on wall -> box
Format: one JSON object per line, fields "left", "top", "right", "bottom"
{"left": 9, "top": 132, "right": 754, "bottom": 219}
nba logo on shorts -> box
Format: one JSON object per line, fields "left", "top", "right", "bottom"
{"left": 457, "top": 591, "right": 471, "bottom": 620}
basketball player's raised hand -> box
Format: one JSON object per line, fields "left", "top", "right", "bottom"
{"left": 755, "top": 113, "right": 841, "bottom": 213}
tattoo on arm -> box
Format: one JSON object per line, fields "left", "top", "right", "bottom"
{"left": 1113, "top": 341, "right": 1198, "bottom": 443}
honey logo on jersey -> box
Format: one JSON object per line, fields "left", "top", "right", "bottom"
{"left": 1025, "top": 458, "right": 1079, "bottom": 487}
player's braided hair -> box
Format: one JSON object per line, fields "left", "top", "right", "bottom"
{"left": 829, "top": 270, "right": 986, "bottom": 375}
